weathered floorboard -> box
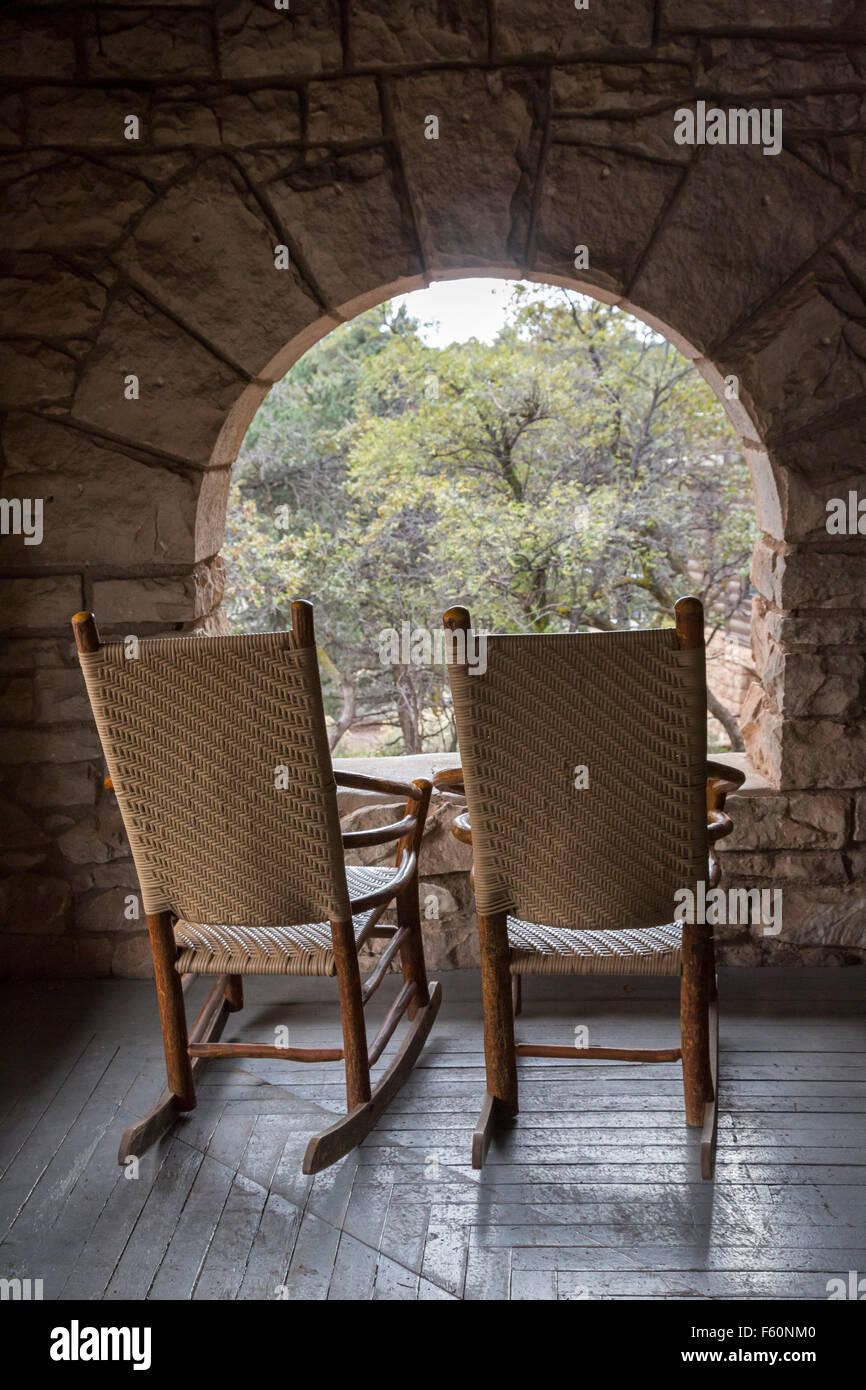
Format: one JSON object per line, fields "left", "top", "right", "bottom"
{"left": 0, "top": 968, "right": 862, "bottom": 1302}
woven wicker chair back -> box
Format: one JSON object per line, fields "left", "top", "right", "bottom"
{"left": 77, "top": 631, "right": 351, "bottom": 927}
{"left": 447, "top": 627, "right": 707, "bottom": 930}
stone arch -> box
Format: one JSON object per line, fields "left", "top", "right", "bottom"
{"left": 2, "top": 1, "right": 864, "bottom": 973}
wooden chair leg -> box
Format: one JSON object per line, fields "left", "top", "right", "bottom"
{"left": 512, "top": 973, "right": 522, "bottom": 1017}
{"left": 395, "top": 779, "right": 432, "bottom": 1020}
{"left": 396, "top": 883, "right": 430, "bottom": 1020}
{"left": 331, "top": 917, "right": 371, "bottom": 1109}
{"left": 474, "top": 910, "right": 518, "bottom": 1168}
{"left": 680, "top": 923, "right": 714, "bottom": 1127}
{"left": 118, "top": 974, "right": 230, "bottom": 1164}
{"left": 700, "top": 977, "right": 720, "bottom": 1179}
{"left": 224, "top": 975, "right": 243, "bottom": 1012}
{"left": 147, "top": 911, "right": 195, "bottom": 1111}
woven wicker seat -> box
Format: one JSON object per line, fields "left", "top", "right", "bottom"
{"left": 175, "top": 866, "right": 400, "bottom": 977}
{"left": 507, "top": 919, "right": 682, "bottom": 977}
{"left": 72, "top": 601, "right": 441, "bottom": 1175}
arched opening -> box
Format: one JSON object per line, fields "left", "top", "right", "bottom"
{"left": 216, "top": 274, "right": 770, "bottom": 762}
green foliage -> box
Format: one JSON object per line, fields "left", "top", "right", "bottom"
{"left": 223, "top": 287, "right": 756, "bottom": 754}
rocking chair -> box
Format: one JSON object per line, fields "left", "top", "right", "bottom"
{"left": 436, "top": 597, "right": 744, "bottom": 1177}
{"left": 72, "top": 600, "right": 441, "bottom": 1175}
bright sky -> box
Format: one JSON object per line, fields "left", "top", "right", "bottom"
{"left": 391, "top": 277, "right": 531, "bottom": 347}
{"left": 391, "top": 277, "right": 664, "bottom": 350}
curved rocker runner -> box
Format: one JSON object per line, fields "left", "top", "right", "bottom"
{"left": 72, "top": 600, "right": 441, "bottom": 1175}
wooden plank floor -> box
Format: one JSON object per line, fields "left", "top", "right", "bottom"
{"left": 0, "top": 968, "right": 863, "bottom": 1301}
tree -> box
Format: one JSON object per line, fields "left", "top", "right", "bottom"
{"left": 223, "top": 287, "right": 756, "bottom": 754}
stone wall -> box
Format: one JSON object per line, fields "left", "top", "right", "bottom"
{"left": 1, "top": 2, "right": 865, "bottom": 974}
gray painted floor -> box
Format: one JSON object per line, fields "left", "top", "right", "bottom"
{"left": 1, "top": 968, "right": 864, "bottom": 1301}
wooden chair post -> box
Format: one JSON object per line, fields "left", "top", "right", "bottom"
{"left": 72, "top": 611, "right": 196, "bottom": 1113}
{"left": 477, "top": 910, "right": 519, "bottom": 1119}
{"left": 146, "top": 911, "right": 196, "bottom": 1111}
{"left": 675, "top": 596, "right": 714, "bottom": 1126}
{"left": 444, "top": 607, "right": 518, "bottom": 1152}
{"left": 292, "top": 599, "right": 372, "bottom": 1111}
{"left": 224, "top": 977, "right": 243, "bottom": 1012}
{"left": 330, "top": 918, "right": 372, "bottom": 1109}
{"left": 395, "top": 778, "right": 432, "bottom": 1017}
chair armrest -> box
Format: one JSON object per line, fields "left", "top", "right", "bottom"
{"left": 432, "top": 767, "right": 465, "bottom": 798}
{"left": 707, "top": 808, "right": 734, "bottom": 844}
{"left": 706, "top": 759, "right": 746, "bottom": 810}
{"left": 334, "top": 768, "right": 423, "bottom": 801}
{"left": 342, "top": 811, "right": 418, "bottom": 848}
{"left": 348, "top": 849, "right": 417, "bottom": 913}
{"left": 432, "top": 767, "right": 472, "bottom": 842}
{"left": 706, "top": 758, "right": 746, "bottom": 846}
{"left": 451, "top": 810, "right": 472, "bottom": 845}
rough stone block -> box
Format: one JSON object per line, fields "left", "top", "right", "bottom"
{"left": 154, "top": 87, "right": 302, "bottom": 147}
{"left": 0, "top": 93, "right": 24, "bottom": 145}
{"left": 0, "top": 638, "right": 76, "bottom": 674}
{"left": 0, "top": 339, "right": 77, "bottom": 410}
{"left": 83, "top": 7, "right": 215, "bottom": 79}
{"left": 33, "top": 668, "right": 91, "bottom": 724}
{"left": 695, "top": 39, "right": 865, "bottom": 96}
{"left": 0, "top": 255, "right": 107, "bottom": 338}
{"left": 721, "top": 789, "right": 849, "bottom": 851}
{"left": 27, "top": 87, "right": 147, "bottom": 147}
{"left": 495, "top": 0, "right": 653, "bottom": 57}
{"left": 780, "top": 718, "right": 866, "bottom": 790}
{"left": 0, "top": 873, "right": 72, "bottom": 935}
{"left": 391, "top": 68, "right": 544, "bottom": 272}
{"left": 751, "top": 537, "right": 866, "bottom": 610}
{"left": 116, "top": 160, "right": 321, "bottom": 378}
{"left": 0, "top": 11, "right": 76, "bottom": 79}
{"left": 0, "top": 799, "right": 49, "bottom": 854}
{"left": 718, "top": 217, "right": 866, "bottom": 444}
{"left": 111, "top": 932, "right": 153, "bottom": 978}
{"left": 718, "top": 849, "right": 846, "bottom": 882}
{"left": 757, "top": 628, "right": 865, "bottom": 720}
{"left": 13, "top": 762, "right": 98, "bottom": 809}
{"left": 535, "top": 140, "right": 681, "bottom": 296}
{"left": 0, "top": 676, "right": 34, "bottom": 723}
{"left": 0, "top": 416, "right": 216, "bottom": 567}
{"left": 0, "top": 154, "right": 156, "bottom": 253}
{"left": 551, "top": 56, "right": 695, "bottom": 115}
{"left": 216, "top": 0, "right": 342, "bottom": 80}
{"left": 0, "top": 577, "right": 83, "bottom": 634}
{"left": 739, "top": 681, "right": 783, "bottom": 786}
{"left": 630, "top": 149, "right": 850, "bottom": 357}
{"left": 0, "top": 728, "right": 101, "bottom": 767}
{"left": 91, "top": 557, "right": 224, "bottom": 625}
{"left": 306, "top": 79, "right": 382, "bottom": 144}
{"left": 55, "top": 806, "right": 128, "bottom": 865}
{"left": 773, "top": 885, "right": 866, "bottom": 950}
{"left": 72, "top": 290, "right": 247, "bottom": 463}
{"left": 260, "top": 147, "right": 422, "bottom": 316}
{"left": 351, "top": 1, "right": 487, "bottom": 65}
{"left": 418, "top": 880, "right": 459, "bottom": 920}
{"left": 75, "top": 887, "right": 142, "bottom": 934}
{"left": 757, "top": 597, "right": 866, "bottom": 653}
{"left": 663, "top": 1, "right": 866, "bottom": 36}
